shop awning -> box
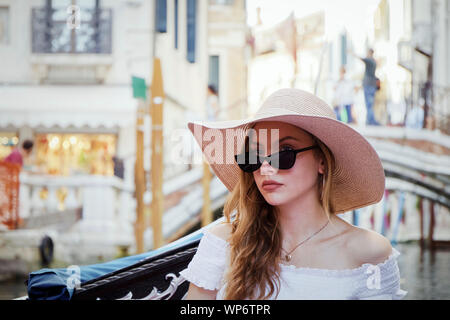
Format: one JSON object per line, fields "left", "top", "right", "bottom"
{"left": 0, "top": 85, "right": 137, "bottom": 130}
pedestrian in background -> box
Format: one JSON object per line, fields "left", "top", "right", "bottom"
{"left": 332, "top": 66, "right": 357, "bottom": 124}
{"left": 349, "top": 48, "right": 380, "bottom": 126}
{"left": 3, "top": 139, "right": 34, "bottom": 168}
{"left": 405, "top": 104, "right": 425, "bottom": 129}
{"left": 206, "top": 84, "right": 220, "bottom": 121}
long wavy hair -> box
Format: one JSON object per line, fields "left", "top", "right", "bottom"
{"left": 222, "top": 127, "right": 336, "bottom": 300}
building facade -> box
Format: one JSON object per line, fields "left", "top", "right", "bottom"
{"left": 0, "top": 0, "right": 248, "bottom": 264}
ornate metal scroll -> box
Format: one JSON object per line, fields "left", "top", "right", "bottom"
{"left": 108, "top": 273, "right": 187, "bottom": 300}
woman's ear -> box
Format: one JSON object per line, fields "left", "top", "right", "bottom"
{"left": 318, "top": 157, "right": 325, "bottom": 175}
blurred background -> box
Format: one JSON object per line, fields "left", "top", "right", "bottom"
{"left": 0, "top": 0, "right": 449, "bottom": 299}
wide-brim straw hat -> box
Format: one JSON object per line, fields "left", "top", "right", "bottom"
{"left": 187, "top": 88, "right": 385, "bottom": 214}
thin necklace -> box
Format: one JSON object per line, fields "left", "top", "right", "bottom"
{"left": 281, "top": 220, "right": 329, "bottom": 262}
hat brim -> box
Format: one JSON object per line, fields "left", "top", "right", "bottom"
{"left": 188, "top": 114, "right": 385, "bottom": 214}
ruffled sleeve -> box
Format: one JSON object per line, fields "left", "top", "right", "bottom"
{"left": 179, "top": 230, "right": 229, "bottom": 291}
{"left": 353, "top": 247, "right": 407, "bottom": 300}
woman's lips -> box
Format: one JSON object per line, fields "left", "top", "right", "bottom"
{"left": 262, "top": 183, "right": 283, "bottom": 191}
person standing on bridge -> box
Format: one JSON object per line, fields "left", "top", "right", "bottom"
{"left": 332, "top": 66, "right": 357, "bottom": 124}
{"left": 181, "top": 88, "right": 407, "bottom": 300}
{"left": 349, "top": 48, "right": 381, "bottom": 126}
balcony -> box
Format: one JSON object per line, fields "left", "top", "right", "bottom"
{"left": 30, "top": 6, "right": 113, "bottom": 84}
{"left": 31, "top": 6, "right": 112, "bottom": 54}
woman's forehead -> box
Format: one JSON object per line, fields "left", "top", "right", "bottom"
{"left": 248, "top": 121, "right": 312, "bottom": 145}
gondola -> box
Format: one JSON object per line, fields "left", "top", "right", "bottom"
{"left": 25, "top": 219, "right": 223, "bottom": 300}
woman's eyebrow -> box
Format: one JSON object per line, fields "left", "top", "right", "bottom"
{"left": 250, "top": 136, "right": 300, "bottom": 147}
{"left": 279, "top": 136, "right": 300, "bottom": 143}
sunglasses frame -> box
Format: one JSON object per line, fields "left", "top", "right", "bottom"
{"left": 234, "top": 145, "right": 319, "bottom": 173}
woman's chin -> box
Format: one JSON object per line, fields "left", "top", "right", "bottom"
{"left": 262, "top": 193, "right": 288, "bottom": 206}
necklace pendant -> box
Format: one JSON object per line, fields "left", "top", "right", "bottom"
{"left": 285, "top": 254, "right": 292, "bottom": 262}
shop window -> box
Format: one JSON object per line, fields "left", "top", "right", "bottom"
{"left": 35, "top": 133, "right": 117, "bottom": 176}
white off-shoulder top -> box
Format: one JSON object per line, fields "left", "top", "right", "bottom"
{"left": 180, "top": 230, "right": 408, "bottom": 300}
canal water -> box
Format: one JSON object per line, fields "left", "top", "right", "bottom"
{"left": 0, "top": 276, "right": 28, "bottom": 300}
{"left": 0, "top": 242, "right": 448, "bottom": 300}
{"left": 395, "top": 242, "right": 450, "bottom": 299}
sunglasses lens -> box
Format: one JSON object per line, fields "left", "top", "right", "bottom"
{"left": 235, "top": 152, "right": 261, "bottom": 173}
{"left": 277, "top": 150, "right": 296, "bottom": 169}
{"left": 241, "top": 163, "right": 261, "bottom": 173}
{"left": 235, "top": 150, "right": 297, "bottom": 172}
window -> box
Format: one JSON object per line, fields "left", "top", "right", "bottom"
{"left": 186, "top": 0, "right": 196, "bottom": 63}
{"left": 155, "top": 0, "right": 167, "bottom": 33}
{"left": 374, "top": 0, "right": 389, "bottom": 41}
{"left": 329, "top": 42, "right": 333, "bottom": 74}
{"left": 31, "top": 0, "right": 112, "bottom": 54}
{"left": 340, "top": 32, "right": 347, "bottom": 66}
{"left": 0, "top": 7, "right": 9, "bottom": 45}
{"left": 209, "top": 0, "right": 234, "bottom": 5}
{"left": 209, "top": 55, "right": 219, "bottom": 95}
{"left": 174, "top": 0, "right": 178, "bottom": 49}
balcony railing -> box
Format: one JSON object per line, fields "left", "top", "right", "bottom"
{"left": 31, "top": 6, "right": 112, "bottom": 54}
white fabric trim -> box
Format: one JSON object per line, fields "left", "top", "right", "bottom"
{"left": 180, "top": 231, "right": 408, "bottom": 300}
{"left": 179, "top": 231, "right": 229, "bottom": 291}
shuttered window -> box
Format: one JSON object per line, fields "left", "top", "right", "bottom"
{"left": 186, "top": 0, "right": 196, "bottom": 63}
{"left": 174, "top": 0, "right": 178, "bottom": 49}
{"left": 155, "top": 0, "right": 167, "bottom": 33}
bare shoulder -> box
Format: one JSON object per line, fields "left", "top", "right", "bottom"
{"left": 207, "top": 222, "right": 232, "bottom": 242}
{"left": 346, "top": 226, "right": 393, "bottom": 265}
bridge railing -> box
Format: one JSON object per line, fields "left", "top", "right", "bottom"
{"left": 18, "top": 173, "right": 135, "bottom": 237}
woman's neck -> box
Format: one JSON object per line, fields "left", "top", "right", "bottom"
{"left": 276, "top": 190, "right": 329, "bottom": 246}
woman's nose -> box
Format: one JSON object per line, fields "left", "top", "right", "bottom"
{"left": 260, "top": 160, "right": 277, "bottom": 175}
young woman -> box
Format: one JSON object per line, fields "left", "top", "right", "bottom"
{"left": 180, "top": 88, "right": 407, "bottom": 300}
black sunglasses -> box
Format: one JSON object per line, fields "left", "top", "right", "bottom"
{"left": 234, "top": 145, "right": 319, "bottom": 173}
